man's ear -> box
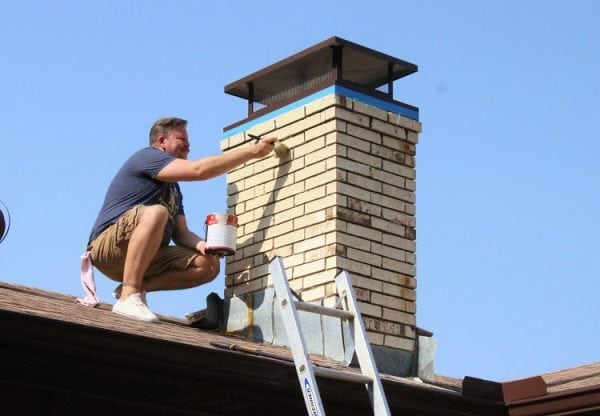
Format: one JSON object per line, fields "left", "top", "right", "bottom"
{"left": 157, "top": 135, "right": 166, "bottom": 150}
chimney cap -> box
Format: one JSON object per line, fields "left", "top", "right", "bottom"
{"left": 225, "top": 36, "right": 417, "bottom": 110}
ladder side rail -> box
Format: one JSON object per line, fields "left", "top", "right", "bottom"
{"left": 335, "top": 271, "right": 392, "bottom": 416}
{"left": 269, "top": 257, "right": 327, "bottom": 416}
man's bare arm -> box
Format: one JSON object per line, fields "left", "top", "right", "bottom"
{"left": 156, "top": 137, "right": 276, "bottom": 182}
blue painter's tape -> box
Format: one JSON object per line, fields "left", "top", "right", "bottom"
{"left": 223, "top": 85, "right": 418, "bottom": 138}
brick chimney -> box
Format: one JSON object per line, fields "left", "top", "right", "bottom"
{"left": 218, "top": 37, "right": 431, "bottom": 377}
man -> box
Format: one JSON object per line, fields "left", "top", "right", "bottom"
{"left": 86, "top": 117, "right": 276, "bottom": 321}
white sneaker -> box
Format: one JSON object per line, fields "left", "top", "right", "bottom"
{"left": 112, "top": 293, "right": 158, "bottom": 322}
{"left": 113, "top": 284, "right": 147, "bottom": 304}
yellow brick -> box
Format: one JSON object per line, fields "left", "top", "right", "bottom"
{"left": 300, "top": 269, "right": 337, "bottom": 288}
{"left": 283, "top": 112, "right": 329, "bottom": 139}
{"left": 357, "top": 301, "right": 383, "bottom": 318}
{"left": 333, "top": 156, "right": 371, "bottom": 176}
{"left": 371, "top": 292, "right": 415, "bottom": 313}
{"left": 304, "top": 246, "right": 330, "bottom": 263}
{"left": 246, "top": 120, "right": 277, "bottom": 138}
{"left": 346, "top": 247, "right": 382, "bottom": 268}
{"left": 304, "top": 194, "right": 342, "bottom": 214}
{"left": 347, "top": 147, "right": 382, "bottom": 170}
{"left": 227, "top": 276, "right": 266, "bottom": 297}
{"left": 272, "top": 180, "right": 305, "bottom": 201}
{"left": 300, "top": 285, "right": 326, "bottom": 302}
{"left": 371, "top": 118, "right": 407, "bottom": 140}
{"left": 293, "top": 134, "right": 326, "bottom": 158}
{"left": 370, "top": 267, "right": 417, "bottom": 289}
{"left": 371, "top": 192, "right": 406, "bottom": 211}
{"left": 382, "top": 135, "right": 416, "bottom": 154}
{"left": 382, "top": 257, "right": 416, "bottom": 277}
{"left": 273, "top": 105, "right": 306, "bottom": 128}
{"left": 371, "top": 168, "right": 404, "bottom": 188}
{"left": 347, "top": 197, "right": 381, "bottom": 217}
{"left": 346, "top": 222, "right": 382, "bottom": 242}
{"left": 384, "top": 335, "right": 415, "bottom": 350}
{"left": 294, "top": 160, "right": 327, "bottom": 182}
{"left": 336, "top": 182, "right": 371, "bottom": 201}
{"left": 225, "top": 257, "right": 253, "bottom": 275}
{"left": 353, "top": 100, "right": 388, "bottom": 121}
{"left": 244, "top": 169, "right": 274, "bottom": 188}
{"left": 227, "top": 166, "right": 251, "bottom": 183}
{"left": 293, "top": 209, "right": 327, "bottom": 229}
{"left": 366, "top": 331, "right": 384, "bottom": 346}
{"left": 346, "top": 123, "right": 381, "bottom": 144}
{"left": 227, "top": 183, "right": 238, "bottom": 196}
{"left": 236, "top": 211, "right": 254, "bottom": 226}
{"left": 275, "top": 204, "right": 305, "bottom": 222}
{"left": 352, "top": 275, "right": 383, "bottom": 292}
{"left": 304, "top": 94, "right": 338, "bottom": 116}
{"left": 274, "top": 229, "right": 305, "bottom": 247}
{"left": 258, "top": 196, "right": 295, "bottom": 219}
{"left": 336, "top": 132, "right": 371, "bottom": 153}
{"left": 347, "top": 172, "right": 383, "bottom": 193}
{"left": 242, "top": 239, "right": 273, "bottom": 258}
{"left": 306, "top": 169, "right": 339, "bottom": 190}
{"left": 387, "top": 113, "right": 421, "bottom": 133}
{"left": 294, "top": 185, "right": 326, "bottom": 206}
{"left": 335, "top": 107, "right": 370, "bottom": 128}
{"left": 335, "top": 231, "right": 370, "bottom": 250}
{"left": 293, "top": 260, "right": 326, "bottom": 281}
{"left": 305, "top": 143, "right": 340, "bottom": 166}
{"left": 382, "top": 282, "right": 416, "bottom": 301}
{"left": 382, "top": 308, "right": 416, "bottom": 326}
{"left": 304, "top": 218, "right": 338, "bottom": 239}
{"left": 334, "top": 256, "right": 372, "bottom": 277}
{"left": 407, "top": 130, "right": 419, "bottom": 144}
{"left": 304, "top": 113, "right": 338, "bottom": 141}
{"left": 381, "top": 208, "right": 416, "bottom": 228}
{"left": 263, "top": 220, "right": 294, "bottom": 240}
{"left": 293, "top": 234, "right": 326, "bottom": 254}
{"left": 229, "top": 187, "right": 255, "bottom": 205}
{"left": 370, "top": 242, "right": 406, "bottom": 263}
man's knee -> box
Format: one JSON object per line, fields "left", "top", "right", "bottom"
{"left": 142, "top": 204, "right": 169, "bottom": 226}
{"left": 208, "top": 257, "right": 220, "bottom": 279}
{"left": 191, "top": 255, "right": 220, "bottom": 283}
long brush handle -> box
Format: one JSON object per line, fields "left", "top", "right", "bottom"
{"left": 247, "top": 133, "right": 262, "bottom": 143}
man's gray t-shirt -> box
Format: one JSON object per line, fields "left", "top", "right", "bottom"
{"left": 89, "top": 147, "right": 184, "bottom": 246}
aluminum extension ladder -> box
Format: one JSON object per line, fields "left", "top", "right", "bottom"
{"left": 269, "top": 256, "right": 391, "bottom": 416}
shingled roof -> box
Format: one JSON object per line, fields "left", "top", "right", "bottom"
{"left": 1, "top": 281, "right": 598, "bottom": 415}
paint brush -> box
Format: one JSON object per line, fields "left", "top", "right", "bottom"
{"left": 248, "top": 134, "right": 289, "bottom": 159}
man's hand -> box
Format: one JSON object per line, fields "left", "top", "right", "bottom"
{"left": 251, "top": 136, "right": 277, "bottom": 158}
{"left": 196, "top": 239, "right": 208, "bottom": 255}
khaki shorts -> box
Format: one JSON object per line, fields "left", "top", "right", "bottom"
{"left": 89, "top": 205, "right": 199, "bottom": 281}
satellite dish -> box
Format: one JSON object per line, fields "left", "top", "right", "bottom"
{"left": 0, "top": 200, "right": 10, "bottom": 244}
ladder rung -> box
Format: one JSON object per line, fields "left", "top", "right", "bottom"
{"left": 294, "top": 301, "right": 354, "bottom": 320}
{"left": 313, "top": 366, "right": 373, "bottom": 384}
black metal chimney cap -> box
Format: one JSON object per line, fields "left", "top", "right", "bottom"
{"left": 225, "top": 36, "right": 417, "bottom": 108}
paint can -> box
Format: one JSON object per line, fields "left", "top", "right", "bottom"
{"left": 204, "top": 213, "right": 238, "bottom": 256}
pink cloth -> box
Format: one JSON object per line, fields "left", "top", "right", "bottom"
{"left": 76, "top": 251, "right": 100, "bottom": 307}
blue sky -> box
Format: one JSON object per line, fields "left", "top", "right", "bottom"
{"left": 1, "top": 1, "right": 598, "bottom": 382}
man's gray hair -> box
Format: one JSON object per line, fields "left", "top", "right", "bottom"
{"left": 149, "top": 117, "right": 188, "bottom": 145}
